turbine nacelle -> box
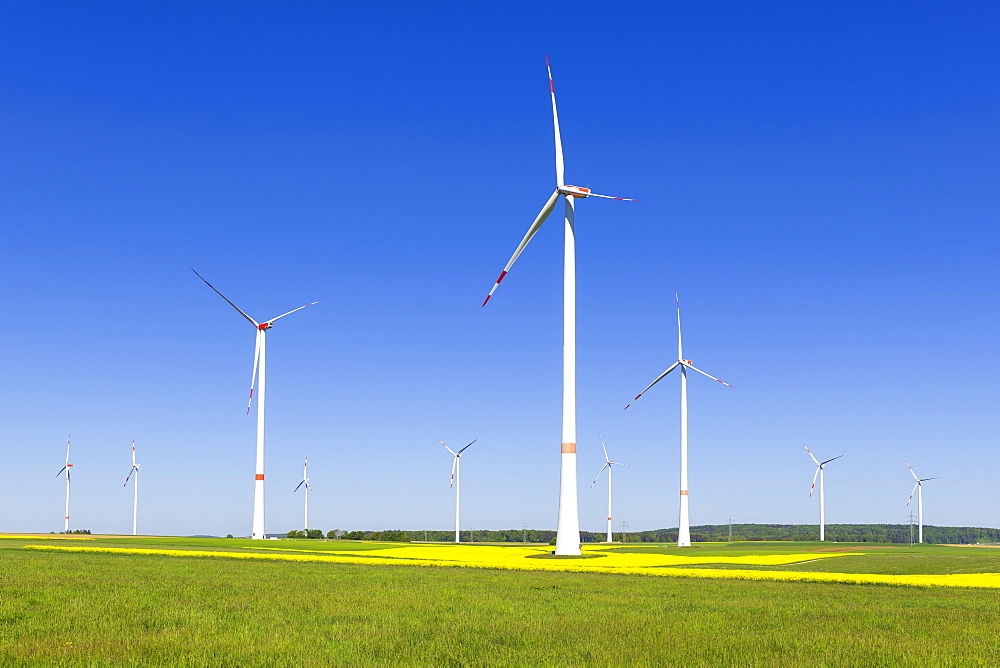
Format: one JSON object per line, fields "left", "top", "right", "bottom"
{"left": 258, "top": 323, "right": 273, "bottom": 331}
{"left": 558, "top": 185, "right": 592, "bottom": 198}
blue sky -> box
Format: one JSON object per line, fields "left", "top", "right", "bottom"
{"left": 2, "top": 1, "right": 998, "bottom": 537}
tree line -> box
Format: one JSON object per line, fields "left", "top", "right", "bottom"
{"left": 625, "top": 524, "right": 1000, "bottom": 544}
{"left": 284, "top": 524, "right": 1000, "bottom": 544}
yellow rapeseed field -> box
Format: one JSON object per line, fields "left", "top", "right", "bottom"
{"left": 0, "top": 534, "right": 94, "bottom": 540}
{"left": 21, "top": 542, "right": 1000, "bottom": 588}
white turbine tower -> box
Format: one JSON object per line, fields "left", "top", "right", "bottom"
{"left": 440, "top": 439, "right": 477, "bottom": 543}
{"left": 193, "top": 269, "right": 318, "bottom": 540}
{"left": 294, "top": 457, "right": 312, "bottom": 533}
{"left": 55, "top": 435, "right": 73, "bottom": 532}
{"left": 589, "top": 436, "right": 625, "bottom": 543}
{"left": 804, "top": 445, "right": 842, "bottom": 541}
{"left": 625, "top": 293, "right": 732, "bottom": 547}
{"left": 123, "top": 440, "right": 142, "bottom": 536}
{"left": 906, "top": 462, "right": 939, "bottom": 544}
{"left": 482, "top": 57, "right": 637, "bottom": 556}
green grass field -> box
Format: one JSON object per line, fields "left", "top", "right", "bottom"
{"left": 2, "top": 535, "right": 999, "bottom": 665}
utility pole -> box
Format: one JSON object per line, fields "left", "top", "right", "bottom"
{"left": 908, "top": 512, "right": 916, "bottom": 547}
{"left": 728, "top": 516, "right": 733, "bottom": 544}
{"left": 620, "top": 519, "right": 629, "bottom": 543}
{"left": 522, "top": 524, "right": 527, "bottom": 543}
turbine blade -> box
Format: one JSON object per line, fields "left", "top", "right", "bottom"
{"left": 264, "top": 301, "right": 320, "bottom": 326}
{"left": 803, "top": 444, "right": 820, "bottom": 466}
{"left": 457, "top": 439, "right": 478, "bottom": 454}
{"left": 600, "top": 435, "right": 610, "bottom": 463}
{"left": 906, "top": 461, "right": 920, "bottom": 481}
{"left": 131, "top": 440, "right": 136, "bottom": 466}
{"left": 921, "top": 477, "right": 941, "bottom": 482}
{"left": 546, "top": 55, "right": 564, "bottom": 186}
{"left": 590, "top": 463, "right": 610, "bottom": 489}
{"left": 482, "top": 190, "right": 560, "bottom": 306}
{"left": 582, "top": 191, "right": 640, "bottom": 201}
{"left": 907, "top": 481, "right": 919, "bottom": 506}
{"left": 675, "top": 291, "right": 683, "bottom": 360}
{"left": 124, "top": 469, "right": 133, "bottom": 486}
{"left": 624, "top": 361, "right": 681, "bottom": 409}
{"left": 809, "top": 466, "right": 820, "bottom": 497}
{"left": 684, "top": 363, "right": 734, "bottom": 388}
{"left": 449, "top": 456, "right": 457, "bottom": 489}
{"left": 820, "top": 455, "right": 843, "bottom": 466}
{"left": 56, "top": 466, "right": 67, "bottom": 477}
{"left": 439, "top": 440, "right": 457, "bottom": 456}
{"left": 191, "top": 269, "right": 260, "bottom": 327}
{"left": 247, "top": 330, "right": 262, "bottom": 415}
{"left": 294, "top": 480, "right": 306, "bottom": 492}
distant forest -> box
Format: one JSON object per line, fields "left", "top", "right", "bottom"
{"left": 619, "top": 524, "right": 1000, "bottom": 545}
{"left": 315, "top": 524, "right": 1000, "bottom": 545}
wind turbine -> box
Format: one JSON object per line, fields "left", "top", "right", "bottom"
{"left": 625, "top": 293, "right": 732, "bottom": 547}
{"left": 804, "top": 445, "right": 842, "bottom": 541}
{"left": 193, "top": 269, "right": 318, "bottom": 540}
{"left": 55, "top": 435, "right": 72, "bottom": 532}
{"left": 440, "top": 439, "right": 477, "bottom": 543}
{"left": 482, "top": 57, "right": 637, "bottom": 556}
{"left": 589, "top": 436, "right": 625, "bottom": 543}
{"left": 294, "top": 457, "right": 312, "bottom": 533}
{"left": 123, "top": 440, "right": 142, "bottom": 536}
{"left": 906, "top": 462, "right": 939, "bottom": 544}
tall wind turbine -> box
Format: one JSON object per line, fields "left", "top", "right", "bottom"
{"left": 294, "top": 457, "right": 312, "bottom": 533}
{"left": 625, "top": 293, "right": 732, "bottom": 547}
{"left": 440, "top": 439, "right": 477, "bottom": 543}
{"left": 590, "top": 436, "right": 625, "bottom": 543}
{"left": 804, "top": 445, "right": 842, "bottom": 541}
{"left": 193, "top": 269, "right": 318, "bottom": 540}
{"left": 123, "top": 440, "right": 142, "bottom": 536}
{"left": 55, "top": 435, "right": 72, "bottom": 532}
{"left": 482, "top": 57, "right": 637, "bottom": 556}
{"left": 906, "top": 462, "right": 939, "bottom": 544}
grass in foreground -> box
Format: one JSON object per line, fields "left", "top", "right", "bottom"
{"left": 2, "top": 543, "right": 1000, "bottom": 666}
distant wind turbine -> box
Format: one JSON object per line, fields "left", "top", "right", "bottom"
{"left": 123, "top": 440, "right": 142, "bottom": 536}
{"left": 625, "top": 293, "right": 732, "bottom": 547}
{"left": 590, "top": 436, "right": 625, "bottom": 543}
{"left": 55, "top": 435, "right": 73, "bottom": 532}
{"left": 440, "top": 439, "right": 477, "bottom": 543}
{"left": 804, "top": 445, "right": 842, "bottom": 541}
{"left": 906, "top": 462, "right": 939, "bottom": 544}
{"left": 294, "top": 457, "right": 312, "bottom": 533}
{"left": 193, "top": 269, "right": 319, "bottom": 540}
{"left": 482, "top": 57, "right": 637, "bottom": 556}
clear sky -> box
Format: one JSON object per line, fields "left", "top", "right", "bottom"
{"left": 2, "top": 1, "right": 998, "bottom": 537}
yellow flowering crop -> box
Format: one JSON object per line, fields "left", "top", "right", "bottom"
{"left": 24, "top": 542, "right": 1000, "bottom": 588}
{"left": 0, "top": 534, "right": 94, "bottom": 540}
